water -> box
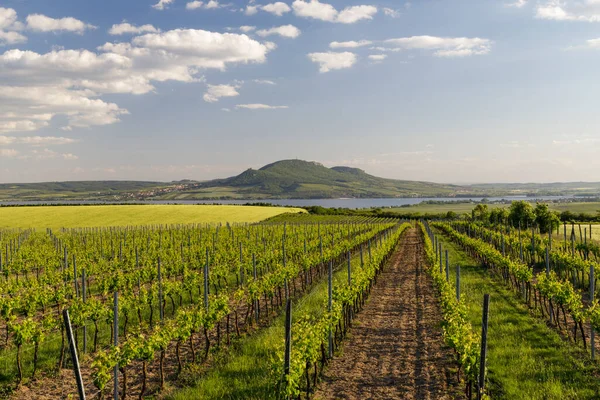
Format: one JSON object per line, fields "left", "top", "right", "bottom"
{"left": 1, "top": 196, "right": 573, "bottom": 209}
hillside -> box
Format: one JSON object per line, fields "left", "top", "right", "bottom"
{"left": 168, "top": 160, "right": 464, "bottom": 199}
{"left": 3, "top": 160, "right": 600, "bottom": 202}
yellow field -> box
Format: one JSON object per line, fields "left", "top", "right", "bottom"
{"left": 0, "top": 205, "right": 305, "bottom": 229}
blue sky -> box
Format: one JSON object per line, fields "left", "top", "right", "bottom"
{"left": 1, "top": 0, "right": 600, "bottom": 184}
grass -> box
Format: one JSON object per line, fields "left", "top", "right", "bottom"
{"left": 169, "top": 251, "right": 364, "bottom": 399}
{"left": 388, "top": 202, "right": 600, "bottom": 216}
{"left": 0, "top": 205, "right": 305, "bottom": 229}
{"left": 436, "top": 231, "right": 600, "bottom": 399}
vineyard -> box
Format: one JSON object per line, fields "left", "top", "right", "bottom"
{"left": 3, "top": 208, "right": 600, "bottom": 399}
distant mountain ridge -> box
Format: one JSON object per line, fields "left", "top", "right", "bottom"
{"left": 185, "top": 159, "right": 462, "bottom": 198}
{"left": 2, "top": 159, "right": 600, "bottom": 201}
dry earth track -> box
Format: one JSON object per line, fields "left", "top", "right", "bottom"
{"left": 314, "top": 228, "right": 461, "bottom": 400}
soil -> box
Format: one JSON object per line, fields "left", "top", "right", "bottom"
{"left": 313, "top": 228, "right": 462, "bottom": 400}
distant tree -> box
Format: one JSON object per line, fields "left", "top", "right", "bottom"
{"left": 445, "top": 211, "right": 458, "bottom": 220}
{"left": 534, "top": 203, "right": 561, "bottom": 233}
{"left": 508, "top": 201, "right": 535, "bottom": 228}
{"left": 472, "top": 204, "right": 490, "bottom": 223}
{"left": 489, "top": 208, "right": 509, "bottom": 225}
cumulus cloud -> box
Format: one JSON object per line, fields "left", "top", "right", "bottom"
{"left": 256, "top": 25, "right": 300, "bottom": 38}
{"left": 506, "top": 0, "right": 527, "bottom": 8}
{"left": 261, "top": 2, "right": 292, "bottom": 16}
{"left": 0, "top": 30, "right": 26, "bottom": 45}
{"left": 245, "top": 5, "right": 259, "bottom": 15}
{"left": 307, "top": 51, "right": 357, "bottom": 72}
{"left": 292, "top": 0, "right": 377, "bottom": 23}
{"left": 235, "top": 103, "right": 288, "bottom": 109}
{"left": 336, "top": 5, "right": 378, "bottom": 23}
{"left": 239, "top": 25, "right": 256, "bottom": 32}
{"left": 384, "top": 35, "right": 492, "bottom": 57}
{"left": 0, "top": 7, "right": 26, "bottom": 45}
{"left": 253, "top": 79, "right": 276, "bottom": 84}
{"left": 536, "top": 0, "right": 600, "bottom": 21}
{"left": 152, "top": 0, "right": 175, "bottom": 10}
{"left": 368, "top": 54, "right": 387, "bottom": 61}
{"left": 29, "top": 148, "right": 78, "bottom": 160}
{"left": 109, "top": 22, "right": 159, "bottom": 35}
{"left": 0, "top": 148, "right": 18, "bottom": 157}
{"left": 383, "top": 7, "right": 400, "bottom": 17}
{"left": 203, "top": 84, "right": 240, "bottom": 102}
{"left": 26, "top": 14, "right": 96, "bottom": 34}
{"left": 186, "top": 0, "right": 224, "bottom": 10}
{"left": 0, "top": 135, "right": 76, "bottom": 146}
{"left": 0, "top": 28, "right": 274, "bottom": 133}
{"left": 329, "top": 40, "right": 372, "bottom": 49}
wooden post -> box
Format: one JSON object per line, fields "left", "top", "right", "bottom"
{"left": 204, "top": 248, "right": 209, "bottom": 311}
{"left": 347, "top": 251, "right": 351, "bottom": 286}
{"left": 478, "top": 294, "right": 490, "bottom": 400}
{"left": 73, "top": 255, "right": 79, "bottom": 297}
{"left": 158, "top": 258, "right": 164, "bottom": 322}
{"left": 82, "top": 269, "right": 87, "bottom": 354}
{"left": 443, "top": 249, "right": 448, "bottom": 275}
{"left": 283, "top": 298, "right": 292, "bottom": 384}
{"left": 445, "top": 250, "right": 449, "bottom": 282}
{"left": 113, "top": 291, "right": 119, "bottom": 400}
{"left": 239, "top": 242, "right": 244, "bottom": 286}
{"left": 591, "top": 264, "right": 595, "bottom": 360}
{"left": 63, "top": 309, "right": 86, "bottom": 400}
{"left": 328, "top": 260, "right": 333, "bottom": 358}
{"left": 546, "top": 247, "right": 553, "bottom": 324}
{"left": 456, "top": 265, "right": 460, "bottom": 301}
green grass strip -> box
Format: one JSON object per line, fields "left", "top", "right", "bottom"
{"left": 437, "top": 231, "right": 600, "bottom": 400}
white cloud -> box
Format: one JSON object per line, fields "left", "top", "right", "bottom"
{"left": 384, "top": 35, "right": 492, "bottom": 57}
{"left": 292, "top": 1, "right": 377, "bottom": 23}
{"left": 506, "top": 0, "right": 527, "bottom": 8}
{"left": 307, "top": 51, "right": 357, "bottom": 72}
{"left": 235, "top": 103, "right": 288, "bottom": 109}
{"left": 0, "top": 148, "right": 17, "bottom": 157}
{"left": 383, "top": 7, "right": 400, "bottom": 17}
{"left": 109, "top": 23, "right": 159, "bottom": 35}
{"left": 330, "top": 40, "right": 372, "bottom": 49}
{"left": 221, "top": 107, "right": 231, "bottom": 112}
{"left": 0, "top": 136, "right": 76, "bottom": 146}
{"left": 239, "top": 25, "right": 256, "bottom": 32}
{"left": 336, "top": 5, "right": 378, "bottom": 23}
{"left": 205, "top": 0, "right": 222, "bottom": 9}
{"left": 187, "top": 1, "right": 204, "bottom": 9}
{"left": 292, "top": 0, "right": 339, "bottom": 21}
{"left": 0, "top": 8, "right": 26, "bottom": 45}
{"left": 368, "top": 54, "right": 387, "bottom": 61}
{"left": 253, "top": 79, "right": 276, "bottom": 84}
{"left": 203, "top": 84, "right": 240, "bottom": 102}
{"left": 26, "top": 14, "right": 96, "bottom": 34}
{"left": 152, "top": 0, "right": 175, "bottom": 10}
{"left": 245, "top": 5, "right": 259, "bottom": 15}
{"left": 257, "top": 25, "right": 300, "bottom": 38}
{"left": 261, "top": 2, "right": 292, "bottom": 16}
{"left": 0, "top": 30, "right": 26, "bottom": 46}
{"left": 0, "top": 28, "right": 274, "bottom": 133}
{"left": 187, "top": 0, "right": 224, "bottom": 10}
{"left": 536, "top": 0, "right": 600, "bottom": 21}
{"left": 29, "top": 148, "right": 78, "bottom": 160}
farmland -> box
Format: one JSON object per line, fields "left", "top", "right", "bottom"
{"left": 0, "top": 205, "right": 304, "bottom": 229}
{"left": 2, "top": 209, "right": 600, "bottom": 399}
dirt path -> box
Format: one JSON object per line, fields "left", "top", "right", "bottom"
{"left": 313, "top": 228, "right": 461, "bottom": 400}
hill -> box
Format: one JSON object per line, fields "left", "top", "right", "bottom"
{"left": 3, "top": 160, "right": 600, "bottom": 202}
{"left": 165, "top": 160, "right": 464, "bottom": 199}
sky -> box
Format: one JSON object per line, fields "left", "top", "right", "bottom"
{"left": 1, "top": 0, "right": 600, "bottom": 184}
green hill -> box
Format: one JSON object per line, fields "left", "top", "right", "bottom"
{"left": 183, "top": 159, "right": 463, "bottom": 198}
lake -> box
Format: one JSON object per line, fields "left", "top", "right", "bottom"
{"left": 1, "top": 196, "right": 573, "bottom": 209}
